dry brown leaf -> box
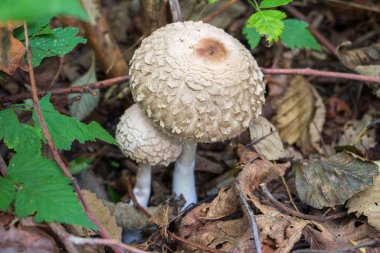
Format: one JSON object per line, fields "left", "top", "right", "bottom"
{"left": 249, "top": 116, "right": 287, "bottom": 160}
{"left": 81, "top": 190, "right": 122, "bottom": 240}
{"left": 337, "top": 42, "right": 380, "bottom": 98}
{"left": 0, "top": 217, "right": 59, "bottom": 253}
{"left": 0, "top": 23, "right": 26, "bottom": 75}
{"left": 304, "top": 219, "right": 380, "bottom": 251}
{"left": 338, "top": 114, "right": 376, "bottom": 154}
{"left": 347, "top": 163, "right": 380, "bottom": 231}
{"left": 273, "top": 76, "right": 325, "bottom": 153}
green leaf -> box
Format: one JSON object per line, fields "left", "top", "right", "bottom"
{"left": 259, "top": 0, "right": 293, "bottom": 9}
{"left": 7, "top": 154, "right": 95, "bottom": 229}
{"left": 0, "top": 0, "right": 88, "bottom": 22}
{"left": 0, "top": 109, "right": 41, "bottom": 155}
{"left": 28, "top": 27, "right": 87, "bottom": 67}
{"left": 208, "top": 0, "right": 218, "bottom": 3}
{"left": 68, "top": 56, "right": 99, "bottom": 120}
{"left": 13, "top": 18, "right": 53, "bottom": 41}
{"left": 242, "top": 24, "right": 261, "bottom": 49}
{"left": 247, "top": 10, "right": 286, "bottom": 43}
{"left": 33, "top": 94, "right": 118, "bottom": 151}
{"left": 282, "top": 19, "right": 321, "bottom": 51}
{"left": 68, "top": 157, "right": 92, "bottom": 175}
{"left": 0, "top": 177, "right": 16, "bottom": 211}
{"left": 295, "top": 151, "right": 379, "bottom": 209}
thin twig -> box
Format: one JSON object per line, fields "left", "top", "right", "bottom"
{"left": 0, "top": 153, "right": 8, "bottom": 176}
{"left": 260, "top": 184, "right": 346, "bottom": 222}
{"left": 280, "top": 176, "right": 299, "bottom": 212}
{"left": 264, "top": 45, "right": 283, "bottom": 84}
{"left": 24, "top": 22, "right": 126, "bottom": 253}
{"left": 0, "top": 75, "right": 129, "bottom": 103}
{"left": 48, "top": 223, "right": 80, "bottom": 253}
{"left": 126, "top": 178, "right": 152, "bottom": 218}
{"left": 69, "top": 236, "right": 151, "bottom": 253}
{"left": 49, "top": 56, "right": 64, "bottom": 89}
{"left": 327, "top": 0, "right": 380, "bottom": 14}
{"left": 168, "top": 0, "right": 183, "bottom": 22}
{"left": 284, "top": 6, "right": 336, "bottom": 54}
{"left": 235, "top": 182, "right": 262, "bottom": 253}
{"left": 261, "top": 68, "right": 380, "bottom": 84}
{"left": 202, "top": 0, "right": 238, "bottom": 23}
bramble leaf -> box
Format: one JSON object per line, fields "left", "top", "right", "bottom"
{"left": 208, "top": 0, "right": 218, "bottom": 4}
{"left": 33, "top": 94, "right": 117, "bottom": 150}
{"left": 7, "top": 154, "right": 95, "bottom": 229}
{"left": 242, "top": 24, "right": 261, "bottom": 49}
{"left": 282, "top": 19, "right": 321, "bottom": 51}
{"left": 0, "top": 109, "right": 41, "bottom": 155}
{"left": 0, "top": 0, "right": 88, "bottom": 22}
{"left": 247, "top": 10, "right": 286, "bottom": 43}
{"left": 0, "top": 177, "right": 16, "bottom": 211}
{"left": 13, "top": 18, "right": 52, "bottom": 41}
{"left": 259, "top": 0, "right": 293, "bottom": 9}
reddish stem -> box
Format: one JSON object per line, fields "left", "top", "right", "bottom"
{"left": 261, "top": 68, "right": 380, "bottom": 84}
{"left": 202, "top": 0, "right": 239, "bottom": 23}
{"left": 23, "top": 23, "right": 126, "bottom": 253}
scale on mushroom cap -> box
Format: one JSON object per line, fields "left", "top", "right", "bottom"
{"left": 121, "top": 21, "right": 265, "bottom": 208}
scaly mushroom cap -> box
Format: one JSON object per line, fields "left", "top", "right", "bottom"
{"left": 130, "top": 21, "right": 265, "bottom": 143}
{"left": 116, "top": 104, "right": 182, "bottom": 166}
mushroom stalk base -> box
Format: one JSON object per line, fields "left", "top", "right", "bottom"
{"left": 132, "top": 163, "right": 151, "bottom": 207}
{"left": 173, "top": 140, "right": 197, "bottom": 207}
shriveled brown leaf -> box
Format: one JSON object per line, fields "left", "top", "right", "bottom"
{"left": 273, "top": 76, "right": 325, "bottom": 153}
{"left": 81, "top": 190, "right": 122, "bottom": 240}
{"left": 0, "top": 217, "right": 59, "bottom": 253}
{"left": 203, "top": 187, "right": 238, "bottom": 220}
{"left": 337, "top": 42, "right": 380, "bottom": 97}
{"left": 326, "top": 97, "right": 353, "bottom": 125}
{"left": 304, "top": 219, "right": 380, "bottom": 251}
{"left": 347, "top": 163, "right": 380, "bottom": 231}
{"left": 338, "top": 114, "right": 376, "bottom": 154}
{"left": 0, "top": 24, "right": 26, "bottom": 75}
{"left": 295, "top": 151, "right": 379, "bottom": 209}
{"left": 249, "top": 116, "right": 287, "bottom": 160}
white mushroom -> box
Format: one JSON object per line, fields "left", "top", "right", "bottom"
{"left": 115, "top": 104, "right": 182, "bottom": 207}
{"left": 129, "top": 21, "right": 265, "bottom": 207}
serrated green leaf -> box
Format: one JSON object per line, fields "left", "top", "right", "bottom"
{"left": 33, "top": 94, "right": 118, "bottom": 150}
{"left": 0, "top": 177, "right": 16, "bottom": 211}
{"left": 7, "top": 154, "right": 63, "bottom": 184}
{"left": 15, "top": 175, "right": 95, "bottom": 228}
{"left": 242, "top": 24, "right": 261, "bottom": 49}
{"left": 68, "top": 56, "right": 99, "bottom": 120}
{"left": 282, "top": 19, "right": 321, "bottom": 51}
{"left": 0, "top": 0, "right": 88, "bottom": 22}
{"left": 295, "top": 151, "right": 379, "bottom": 209}
{"left": 28, "top": 27, "right": 87, "bottom": 67}
{"left": 6, "top": 154, "right": 95, "bottom": 229}
{"left": 13, "top": 18, "right": 52, "bottom": 41}
{"left": 247, "top": 10, "right": 286, "bottom": 43}
{"left": 0, "top": 109, "right": 41, "bottom": 155}
{"left": 259, "top": 0, "right": 293, "bottom": 9}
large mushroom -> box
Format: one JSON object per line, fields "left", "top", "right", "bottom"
{"left": 116, "top": 104, "right": 182, "bottom": 207}
{"left": 129, "top": 21, "right": 265, "bottom": 206}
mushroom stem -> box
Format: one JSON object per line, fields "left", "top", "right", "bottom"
{"left": 173, "top": 140, "right": 198, "bottom": 207}
{"left": 132, "top": 163, "right": 151, "bottom": 207}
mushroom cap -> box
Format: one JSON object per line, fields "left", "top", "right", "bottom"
{"left": 115, "top": 104, "right": 182, "bottom": 166}
{"left": 130, "top": 21, "right": 265, "bottom": 143}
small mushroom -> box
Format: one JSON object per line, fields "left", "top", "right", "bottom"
{"left": 115, "top": 104, "right": 182, "bottom": 207}
{"left": 130, "top": 21, "right": 265, "bottom": 206}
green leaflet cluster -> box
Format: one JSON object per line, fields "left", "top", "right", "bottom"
{"left": 0, "top": 94, "right": 117, "bottom": 229}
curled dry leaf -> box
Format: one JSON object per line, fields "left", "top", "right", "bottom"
{"left": 347, "top": 164, "right": 380, "bottom": 231}
{"left": 338, "top": 114, "right": 376, "bottom": 154}
{"left": 81, "top": 190, "right": 122, "bottom": 240}
{"left": 272, "top": 75, "right": 326, "bottom": 153}
{"left": 0, "top": 23, "right": 26, "bottom": 75}
{"left": 336, "top": 42, "right": 380, "bottom": 98}
{"left": 0, "top": 217, "right": 59, "bottom": 253}
{"left": 178, "top": 146, "right": 291, "bottom": 252}
{"left": 249, "top": 116, "right": 287, "bottom": 160}
{"left": 295, "top": 151, "right": 379, "bottom": 209}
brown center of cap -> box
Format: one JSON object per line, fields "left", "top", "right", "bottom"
{"left": 194, "top": 38, "right": 228, "bottom": 62}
